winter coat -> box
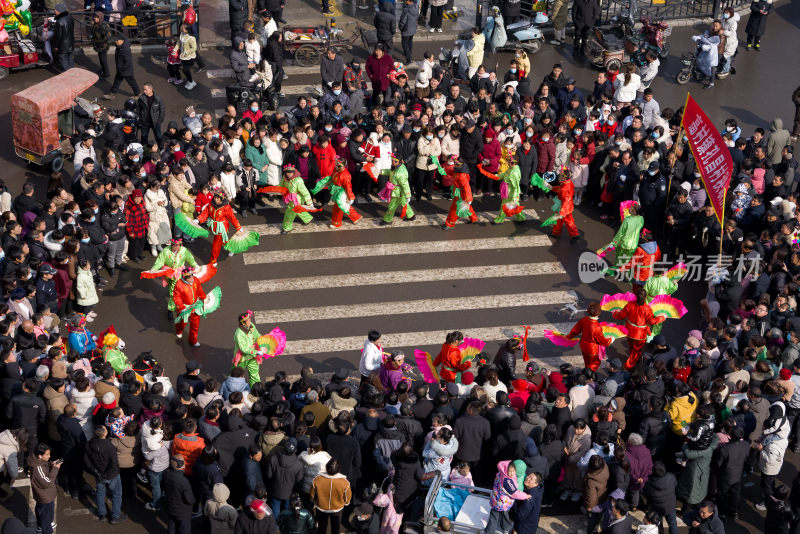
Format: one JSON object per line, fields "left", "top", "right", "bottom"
{"left": 535, "top": 136, "right": 555, "bottom": 174}
{"left": 374, "top": 3, "right": 396, "bottom": 41}
{"left": 325, "top": 433, "right": 361, "bottom": 486}
{"left": 366, "top": 52, "right": 394, "bottom": 92}
{"left": 684, "top": 505, "right": 725, "bottom": 534}
{"left": 466, "top": 34, "right": 485, "bottom": 69}
{"left": 398, "top": 2, "right": 418, "bottom": 36}
{"left": 235, "top": 508, "right": 279, "bottom": 534}
{"left": 6, "top": 392, "right": 46, "bottom": 440}
{"left": 163, "top": 466, "right": 196, "bottom": 517}
{"left": 265, "top": 451, "right": 304, "bottom": 500}
{"left": 767, "top": 118, "right": 791, "bottom": 164}
{"left": 0, "top": 430, "right": 22, "bottom": 478}
{"left": 70, "top": 388, "right": 98, "bottom": 439}
{"left": 625, "top": 444, "right": 652, "bottom": 491}
{"left": 713, "top": 438, "right": 749, "bottom": 485}
{"left": 114, "top": 36, "right": 134, "bottom": 77}
{"left": 480, "top": 131, "right": 502, "bottom": 173}
{"left": 311, "top": 472, "right": 351, "bottom": 512}
{"left": 53, "top": 11, "right": 75, "bottom": 54}
{"left": 643, "top": 472, "right": 677, "bottom": 514}
{"left": 172, "top": 431, "right": 205, "bottom": 475}
{"left": 299, "top": 450, "right": 332, "bottom": 493}
{"left": 695, "top": 33, "right": 720, "bottom": 77}
{"left": 43, "top": 385, "right": 69, "bottom": 442}
{"left": 28, "top": 453, "right": 59, "bottom": 504}
{"left": 722, "top": 12, "right": 740, "bottom": 58}
{"left": 676, "top": 435, "right": 718, "bottom": 505}
{"left": 572, "top": 0, "right": 599, "bottom": 29}
{"left": 582, "top": 461, "right": 609, "bottom": 510}
{"left": 422, "top": 435, "right": 459, "bottom": 477}
{"left": 391, "top": 448, "right": 423, "bottom": 509}
{"left": 84, "top": 436, "right": 120, "bottom": 481}
{"left": 76, "top": 267, "right": 99, "bottom": 307}
{"left": 514, "top": 483, "right": 543, "bottom": 534}
{"left": 205, "top": 483, "right": 238, "bottom": 534}
{"left": 278, "top": 508, "right": 316, "bottom": 534}
{"left": 745, "top": 0, "right": 772, "bottom": 37}
{"left": 415, "top": 136, "right": 442, "bottom": 171}
{"left": 112, "top": 434, "right": 140, "bottom": 469}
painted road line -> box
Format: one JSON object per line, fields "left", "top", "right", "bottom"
{"left": 248, "top": 262, "right": 565, "bottom": 293}
{"left": 255, "top": 290, "right": 577, "bottom": 323}
{"left": 259, "top": 323, "right": 577, "bottom": 355}
{"left": 206, "top": 68, "right": 233, "bottom": 79}
{"left": 243, "top": 234, "right": 552, "bottom": 265}
{"left": 241, "top": 208, "right": 540, "bottom": 236}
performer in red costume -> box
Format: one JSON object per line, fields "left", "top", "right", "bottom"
{"left": 172, "top": 267, "right": 207, "bottom": 347}
{"left": 196, "top": 192, "right": 243, "bottom": 264}
{"left": 443, "top": 157, "right": 478, "bottom": 229}
{"left": 616, "top": 228, "right": 661, "bottom": 292}
{"left": 432, "top": 330, "right": 471, "bottom": 382}
{"left": 549, "top": 168, "right": 580, "bottom": 241}
{"left": 330, "top": 157, "right": 363, "bottom": 228}
{"left": 567, "top": 302, "right": 613, "bottom": 372}
{"left": 612, "top": 289, "right": 664, "bottom": 370}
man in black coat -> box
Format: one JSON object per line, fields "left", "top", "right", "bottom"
{"left": 138, "top": 83, "right": 165, "bottom": 146}
{"left": 485, "top": 391, "right": 517, "bottom": 437}
{"left": 228, "top": 0, "right": 248, "bottom": 44}
{"left": 374, "top": 2, "right": 396, "bottom": 53}
{"left": 643, "top": 462, "right": 678, "bottom": 534}
{"left": 683, "top": 501, "right": 725, "bottom": 534}
{"left": 324, "top": 418, "right": 362, "bottom": 489}
{"left": 260, "top": 0, "right": 285, "bottom": 23}
{"left": 5, "top": 378, "right": 46, "bottom": 448}
{"left": 713, "top": 426, "right": 750, "bottom": 519}
{"left": 493, "top": 339, "right": 521, "bottom": 388}
{"left": 176, "top": 360, "right": 205, "bottom": 397}
{"left": 84, "top": 426, "right": 125, "bottom": 522}
{"left": 452, "top": 401, "right": 490, "bottom": 468}
{"left": 214, "top": 415, "right": 256, "bottom": 476}
{"left": 104, "top": 35, "right": 140, "bottom": 100}
{"left": 572, "top": 0, "right": 599, "bottom": 50}
{"left": 57, "top": 405, "right": 87, "bottom": 498}
{"left": 235, "top": 499, "right": 279, "bottom": 534}
{"left": 459, "top": 119, "right": 484, "bottom": 191}
{"left": 163, "top": 455, "right": 195, "bottom": 534}
{"left": 264, "top": 438, "right": 303, "bottom": 511}
{"left": 52, "top": 4, "right": 75, "bottom": 72}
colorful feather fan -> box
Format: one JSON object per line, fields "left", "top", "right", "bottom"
{"left": 477, "top": 163, "right": 500, "bottom": 181}
{"left": 174, "top": 212, "right": 209, "bottom": 239}
{"left": 544, "top": 329, "right": 579, "bottom": 347}
{"left": 192, "top": 264, "right": 217, "bottom": 284}
{"left": 458, "top": 338, "right": 485, "bottom": 363}
{"left": 541, "top": 214, "right": 559, "bottom": 227}
{"left": 599, "top": 322, "right": 628, "bottom": 341}
{"left": 600, "top": 292, "right": 636, "bottom": 312}
{"left": 257, "top": 327, "right": 287, "bottom": 358}
{"left": 666, "top": 262, "right": 687, "bottom": 281}
{"left": 198, "top": 286, "right": 222, "bottom": 317}
{"left": 223, "top": 231, "right": 260, "bottom": 254}
{"left": 414, "top": 349, "right": 440, "bottom": 383}
{"left": 363, "top": 162, "right": 379, "bottom": 182}
{"left": 502, "top": 203, "right": 525, "bottom": 217}
{"left": 649, "top": 294, "right": 688, "bottom": 319}
{"left": 256, "top": 185, "right": 289, "bottom": 196}
{"left": 619, "top": 200, "right": 638, "bottom": 220}
{"left": 596, "top": 243, "right": 615, "bottom": 258}
{"left": 140, "top": 267, "right": 175, "bottom": 279}
{"left": 456, "top": 200, "right": 472, "bottom": 218}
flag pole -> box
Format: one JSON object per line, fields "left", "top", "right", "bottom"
{"left": 718, "top": 190, "right": 726, "bottom": 266}
{"left": 665, "top": 92, "right": 692, "bottom": 238}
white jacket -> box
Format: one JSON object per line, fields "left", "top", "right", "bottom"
{"left": 141, "top": 419, "right": 164, "bottom": 454}
{"left": 299, "top": 450, "right": 332, "bottom": 493}
{"left": 613, "top": 73, "right": 642, "bottom": 103}
{"left": 220, "top": 171, "right": 237, "bottom": 200}
{"left": 359, "top": 339, "right": 383, "bottom": 377}
{"left": 69, "top": 388, "right": 97, "bottom": 439}
{"left": 722, "top": 13, "right": 740, "bottom": 58}
{"left": 0, "top": 430, "right": 21, "bottom": 477}
{"left": 143, "top": 374, "right": 176, "bottom": 401}
{"left": 265, "top": 138, "right": 283, "bottom": 186}
{"left": 415, "top": 59, "right": 434, "bottom": 89}
{"left": 245, "top": 40, "right": 261, "bottom": 64}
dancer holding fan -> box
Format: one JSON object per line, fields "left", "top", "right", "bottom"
{"left": 173, "top": 267, "right": 211, "bottom": 347}
{"left": 613, "top": 228, "right": 661, "bottom": 292}
{"left": 232, "top": 311, "right": 286, "bottom": 385}
{"left": 195, "top": 191, "right": 244, "bottom": 265}
{"left": 143, "top": 238, "right": 198, "bottom": 319}
{"left": 311, "top": 157, "right": 363, "bottom": 229}
{"left": 443, "top": 157, "right": 478, "bottom": 229}
{"left": 612, "top": 289, "right": 664, "bottom": 370}
{"left": 380, "top": 154, "right": 415, "bottom": 225}
{"left": 566, "top": 302, "right": 614, "bottom": 372}
{"left": 432, "top": 331, "right": 473, "bottom": 382}
{"left": 547, "top": 169, "right": 580, "bottom": 242}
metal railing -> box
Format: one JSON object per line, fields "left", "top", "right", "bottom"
{"left": 30, "top": 6, "right": 187, "bottom": 47}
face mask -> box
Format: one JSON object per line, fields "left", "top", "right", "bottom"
{"left": 333, "top": 89, "right": 341, "bottom": 96}
{"left": 506, "top": 129, "right": 513, "bottom": 135}
{"left": 90, "top": 216, "right": 96, "bottom": 223}
{"left": 541, "top": 137, "right": 550, "bottom": 143}
{"left": 139, "top": 170, "right": 146, "bottom": 177}
{"left": 526, "top": 130, "right": 534, "bottom": 136}
{"left": 81, "top": 238, "right": 90, "bottom": 243}
{"left": 250, "top": 106, "right": 258, "bottom": 113}
{"left": 615, "top": 140, "right": 623, "bottom": 146}
{"left": 608, "top": 119, "right": 615, "bottom": 125}
{"left": 352, "top": 63, "right": 360, "bottom": 70}
{"left": 212, "top": 133, "right": 220, "bottom": 139}
{"left": 727, "top": 126, "right": 736, "bottom": 132}
{"left": 324, "top": 126, "right": 333, "bottom": 132}
{"left": 692, "top": 184, "right": 701, "bottom": 190}
{"left": 510, "top": 68, "right": 517, "bottom": 73}
{"left": 131, "top": 157, "right": 139, "bottom": 163}
{"left": 425, "top": 135, "right": 433, "bottom": 141}
{"left": 574, "top": 129, "right": 582, "bottom": 136}
{"left": 413, "top": 127, "right": 420, "bottom": 133}
{"left": 648, "top": 170, "right": 657, "bottom": 176}
{"left": 438, "top": 132, "right": 445, "bottom": 139}
{"left": 524, "top": 117, "right": 532, "bottom": 124}
{"left": 723, "top": 13, "right": 730, "bottom": 19}
{"left": 93, "top": 208, "right": 99, "bottom": 214}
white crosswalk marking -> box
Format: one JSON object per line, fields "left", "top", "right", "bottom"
{"left": 241, "top": 208, "right": 539, "bottom": 236}
{"left": 271, "top": 323, "right": 577, "bottom": 357}
{"left": 255, "top": 290, "right": 577, "bottom": 323}
{"left": 248, "top": 262, "right": 565, "bottom": 293}
{"left": 243, "top": 234, "right": 551, "bottom": 265}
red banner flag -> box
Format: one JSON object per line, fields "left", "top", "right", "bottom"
{"left": 681, "top": 94, "right": 734, "bottom": 223}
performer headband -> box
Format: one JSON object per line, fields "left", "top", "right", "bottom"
{"left": 239, "top": 310, "right": 253, "bottom": 323}
{"left": 283, "top": 164, "right": 296, "bottom": 172}
{"left": 181, "top": 266, "right": 194, "bottom": 275}
{"left": 170, "top": 238, "right": 183, "bottom": 245}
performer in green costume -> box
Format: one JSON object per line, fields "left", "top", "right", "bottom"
{"left": 280, "top": 164, "right": 315, "bottom": 234}
{"left": 101, "top": 332, "right": 130, "bottom": 375}
{"left": 233, "top": 311, "right": 263, "bottom": 385}
{"left": 381, "top": 154, "right": 415, "bottom": 224}
{"left": 491, "top": 158, "right": 526, "bottom": 224}
{"left": 645, "top": 272, "right": 679, "bottom": 336}
{"left": 599, "top": 203, "right": 644, "bottom": 268}
{"left": 150, "top": 238, "right": 198, "bottom": 315}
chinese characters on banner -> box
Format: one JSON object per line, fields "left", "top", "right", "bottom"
{"left": 681, "top": 95, "right": 734, "bottom": 223}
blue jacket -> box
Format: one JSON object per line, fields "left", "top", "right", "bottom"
{"left": 220, "top": 376, "right": 250, "bottom": 400}
{"left": 68, "top": 327, "right": 97, "bottom": 355}
{"left": 514, "top": 484, "right": 543, "bottom": 534}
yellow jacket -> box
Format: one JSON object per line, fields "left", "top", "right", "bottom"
{"left": 466, "top": 34, "right": 485, "bottom": 68}
{"left": 667, "top": 393, "right": 697, "bottom": 435}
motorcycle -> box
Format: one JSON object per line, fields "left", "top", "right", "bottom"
{"left": 610, "top": 0, "right": 671, "bottom": 58}
{"left": 226, "top": 79, "right": 281, "bottom": 113}
{"left": 675, "top": 51, "right": 729, "bottom": 85}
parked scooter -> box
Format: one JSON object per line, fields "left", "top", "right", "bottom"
{"left": 675, "top": 52, "right": 729, "bottom": 85}
{"left": 610, "top": 0, "right": 671, "bottom": 58}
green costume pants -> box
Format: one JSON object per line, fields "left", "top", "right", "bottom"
{"left": 383, "top": 197, "right": 415, "bottom": 222}
{"left": 493, "top": 210, "right": 525, "bottom": 223}
{"left": 237, "top": 357, "right": 261, "bottom": 385}
{"left": 282, "top": 208, "right": 313, "bottom": 231}
{"left": 166, "top": 278, "right": 178, "bottom": 311}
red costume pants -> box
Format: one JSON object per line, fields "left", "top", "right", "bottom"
{"left": 176, "top": 314, "right": 200, "bottom": 344}
{"left": 331, "top": 206, "right": 362, "bottom": 227}
{"left": 445, "top": 200, "right": 477, "bottom": 227}
{"left": 552, "top": 214, "right": 579, "bottom": 237}
{"left": 582, "top": 351, "right": 601, "bottom": 372}
{"left": 624, "top": 338, "right": 646, "bottom": 370}
{"left": 210, "top": 234, "right": 224, "bottom": 264}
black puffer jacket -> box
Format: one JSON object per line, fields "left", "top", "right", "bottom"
{"left": 493, "top": 345, "right": 518, "bottom": 387}
{"left": 459, "top": 128, "right": 484, "bottom": 165}
{"left": 643, "top": 472, "right": 677, "bottom": 513}
{"left": 264, "top": 451, "right": 303, "bottom": 500}
{"left": 572, "top": 0, "right": 599, "bottom": 28}
{"left": 163, "top": 466, "right": 195, "bottom": 516}
{"left": 374, "top": 3, "right": 396, "bottom": 42}
{"left": 452, "top": 414, "right": 490, "bottom": 463}
{"left": 390, "top": 448, "right": 422, "bottom": 513}
{"left": 84, "top": 436, "right": 119, "bottom": 481}
{"left": 114, "top": 36, "right": 134, "bottom": 77}
{"left": 53, "top": 11, "right": 75, "bottom": 54}
{"left": 101, "top": 207, "right": 126, "bottom": 242}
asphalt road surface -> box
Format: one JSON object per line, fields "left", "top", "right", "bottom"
{"left": 0, "top": 1, "right": 798, "bottom": 532}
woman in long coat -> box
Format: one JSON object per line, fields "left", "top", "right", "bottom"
{"left": 676, "top": 433, "right": 718, "bottom": 506}
{"left": 745, "top": 0, "right": 773, "bottom": 50}
{"left": 144, "top": 179, "right": 172, "bottom": 256}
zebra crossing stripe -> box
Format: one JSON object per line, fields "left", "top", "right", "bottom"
{"left": 243, "top": 234, "right": 552, "bottom": 265}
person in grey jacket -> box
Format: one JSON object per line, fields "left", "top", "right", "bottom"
{"left": 766, "top": 118, "right": 791, "bottom": 164}
{"left": 398, "top": 0, "right": 418, "bottom": 65}
{"left": 230, "top": 37, "right": 254, "bottom": 85}
{"left": 422, "top": 427, "right": 459, "bottom": 481}
{"left": 320, "top": 48, "right": 345, "bottom": 93}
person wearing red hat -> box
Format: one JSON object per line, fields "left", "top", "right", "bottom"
{"left": 612, "top": 289, "right": 664, "bottom": 370}
{"left": 172, "top": 267, "right": 206, "bottom": 347}
{"left": 236, "top": 498, "right": 279, "bottom": 533}
{"left": 443, "top": 157, "right": 478, "bottom": 229}
{"left": 549, "top": 168, "right": 580, "bottom": 241}
{"left": 614, "top": 228, "right": 661, "bottom": 293}
{"left": 196, "top": 191, "right": 242, "bottom": 264}
{"left": 566, "top": 302, "right": 613, "bottom": 372}
{"left": 432, "top": 331, "right": 472, "bottom": 382}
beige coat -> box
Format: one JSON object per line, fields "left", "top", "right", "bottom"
{"left": 415, "top": 136, "right": 441, "bottom": 171}
{"left": 466, "top": 34, "right": 485, "bottom": 69}
{"left": 168, "top": 175, "right": 195, "bottom": 210}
